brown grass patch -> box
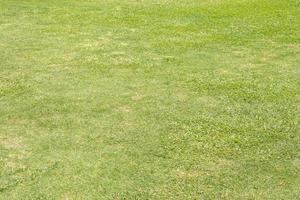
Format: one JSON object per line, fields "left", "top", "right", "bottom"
{"left": 131, "top": 94, "right": 145, "bottom": 101}
{"left": 118, "top": 106, "right": 131, "bottom": 113}
{"left": 0, "top": 136, "right": 25, "bottom": 149}
{"left": 175, "top": 170, "right": 202, "bottom": 179}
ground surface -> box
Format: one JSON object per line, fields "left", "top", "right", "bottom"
{"left": 0, "top": 0, "right": 299, "bottom": 199}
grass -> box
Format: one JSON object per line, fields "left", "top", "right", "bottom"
{"left": 0, "top": 0, "right": 299, "bottom": 199}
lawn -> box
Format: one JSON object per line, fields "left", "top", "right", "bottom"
{"left": 0, "top": 0, "right": 299, "bottom": 199}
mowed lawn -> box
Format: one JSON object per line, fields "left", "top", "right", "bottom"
{"left": 0, "top": 0, "right": 299, "bottom": 199}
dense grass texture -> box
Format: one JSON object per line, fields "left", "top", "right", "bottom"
{"left": 0, "top": 0, "right": 300, "bottom": 199}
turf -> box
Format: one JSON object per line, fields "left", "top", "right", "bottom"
{"left": 0, "top": 0, "right": 299, "bottom": 199}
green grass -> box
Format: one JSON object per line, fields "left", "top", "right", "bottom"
{"left": 0, "top": 0, "right": 299, "bottom": 199}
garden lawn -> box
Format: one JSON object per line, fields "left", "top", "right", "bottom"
{"left": 0, "top": 0, "right": 300, "bottom": 199}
